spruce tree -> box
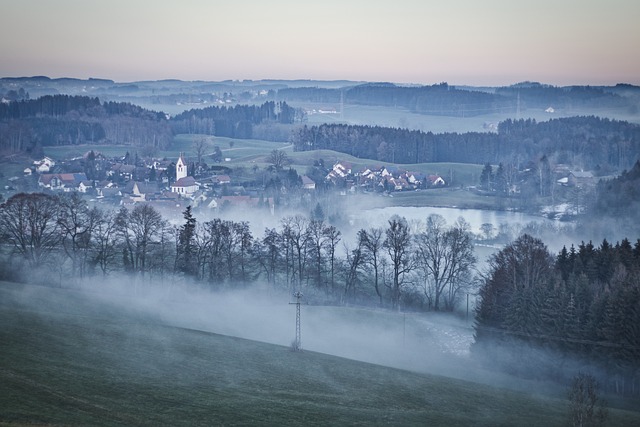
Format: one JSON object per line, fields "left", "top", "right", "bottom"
{"left": 176, "top": 206, "right": 197, "bottom": 277}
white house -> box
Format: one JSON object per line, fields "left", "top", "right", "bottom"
{"left": 34, "top": 156, "right": 56, "bottom": 173}
{"left": 427, "top": 175, "right": 446, "bottom": 186}
{"left": 326, "top": 161, "right": 352, "bottom": 181}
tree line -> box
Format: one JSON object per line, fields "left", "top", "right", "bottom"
{"left": 0, "top": 96, "right": 302, "bottom": 156}
{"left": 276, "top": 82, "right": 632, "bottom": 116}
{"left": 291, "top": 116, "right": 640, "bottom": 170}
{"left": 170, "top": 101, "right": 301, "bottom": 138}
{"left": 0, "top": 193, "right": 476, "bottom": 311}
{"left": 593, "top": 160, "right": 640, "bottom": 217}
{"left": 474, "top": 234, "right": 640, "bottom": 393}
{"left": 0, "top": 95, "right": 172, "bottom": 156}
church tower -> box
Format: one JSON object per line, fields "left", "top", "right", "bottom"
{"left": 176, "top": 153, "right": 187, "bottom": 181}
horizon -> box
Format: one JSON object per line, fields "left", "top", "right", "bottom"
{"left": 1, "top": 1, "right": 639, "bottom": 87}
{"left": 1, "top": 75, "right": 638, "bottom": 89}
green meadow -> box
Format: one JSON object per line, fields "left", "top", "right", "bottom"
{"left": 1, "top": 281, "right": 639, "bottom": 426}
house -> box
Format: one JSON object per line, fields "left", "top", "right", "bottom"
{"left": 109, "top": 163, "right": 135, "bottom": 181}
{"left": 427, "top": 175, "right": 446, "bottom": 187}
{"left": 77, "top": 181, "right": 94, "bottom": 193}
{"left": 568, "top": 171, "right": 594, "bottom": 188}
{"left": 326, "top": 161, "right": 352, "bottom": 181}
{"left": 96, "top": 186, "right": 122, "bottom": 201}
{"left": 132, "top": 181, "right": 161, "bottom": 202}
{"left": 33, "top": 156, "right": 55, "bottom": 173}
{"left": 301, "top": 175, "right": 316, "bottom": 190}
{"left": 214, "top": 175, "right": 231, "bottom": 185}
{"left": 406, "top": 172, "right": 425, "bottom": 186}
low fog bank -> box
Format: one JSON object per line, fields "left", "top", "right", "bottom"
{"left": 2, "top": 278, "right": 569, "bottom": 396}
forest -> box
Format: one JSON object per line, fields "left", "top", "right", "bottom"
{"left": 474, "top": 234, "right": 640, "bottom": 393}
{"left": 0, "top": 95, "right": 172, "bottom": 155}
{"left": 0, "top": 96, "right": 301, "bottom": 155}
{"left": 291, "top": 117, "right": 640, "bottom": 170}
{"left": 169, "top": 101, "right": 300, "bottom": 138}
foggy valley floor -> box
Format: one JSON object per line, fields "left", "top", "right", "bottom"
{"left": 1, "top": 280, "right": 639, "bottom": 426}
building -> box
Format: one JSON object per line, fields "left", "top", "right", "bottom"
{"left": 171, "top": 153, "right": 199, "bottom": 196}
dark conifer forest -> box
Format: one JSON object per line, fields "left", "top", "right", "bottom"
{"left": 474, "top": 234, "right": 640, "bottom": 391}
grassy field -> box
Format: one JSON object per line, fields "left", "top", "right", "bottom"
{"left": 1, "top": 281, "right": 639, "bottom": 426}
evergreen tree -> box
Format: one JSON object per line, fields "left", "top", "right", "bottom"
{"left": 479, "top": 163, "right": 493, "bottom": 191}
{"left": 494, "top": 163, "right": 508, "bottom": 195}
{"left": 176, "top": 206, "right": 197, "bottom": 277}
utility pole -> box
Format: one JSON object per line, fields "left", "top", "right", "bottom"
{"left": 289, "top": 291, "right": 304, "bottom": 351}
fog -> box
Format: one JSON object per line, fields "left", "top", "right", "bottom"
{"left": 9, "top": 275, "right": 568, "bottom": 398}
{"left": 4, "top": 192, "right": 633, "bottom": 404}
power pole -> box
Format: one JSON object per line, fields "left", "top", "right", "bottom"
{"left": 289, "top": 291, "right": 304, "bottom": 351}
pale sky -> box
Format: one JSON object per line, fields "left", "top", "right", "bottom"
{"left": 1, "top": 0, "right": 639, "bottom": 86}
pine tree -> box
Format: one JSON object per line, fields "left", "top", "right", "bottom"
{"left": 479, "top": 163, "right": 493, "bottom": 191}
{"left": 176, "top": 206, "right": 197, "bottom": 277}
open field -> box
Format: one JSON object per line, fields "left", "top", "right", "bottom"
{"left": 1, "top": 281, "right": 639, "bottom": 426}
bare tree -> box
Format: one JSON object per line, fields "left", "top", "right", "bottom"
{"left": 255, "top": 228, "right": 282, "bottom": 287}
{"left": 342, "top": 241, "right": 364, "bottom": 303}
{"left": 267, "top": 149, "right": 291, "bottom": 172}
{"left": 306, "top": 219, "right": 327, "bottom": 292}
{"left": 568, "top": 373, "right": 608, "bottom": 427}
{"left": 415, "top": 215, "right": 476, "bottom": 311}
{"left": 194, "top": 137, "right": 207, "bottom": 166}
{"left": 358, "top": 227, "right": 384, "bottom": 306}
{"left": 280, "top": 215, "right": 309, "bottom": 292}
{"left": 92, "top": 209, "right": 118, "bottom": 276}
{"left": 384, "top": 216, "right": 413, "bottom": 310}
{"left": 127, "top": 204, "right": 165, "bottom": 276}
{"left": 0, "top": 193, "right": 60, "bottom": 269}
{"left": 58, "top": 193, "right": 97, "bottom": 277}
{"left": 323, "top": 224, "right": 341, "bottom": 295}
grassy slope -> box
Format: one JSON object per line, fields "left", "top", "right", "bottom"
{"left": 1, "top": 282, "right": 639, "bottom": 426}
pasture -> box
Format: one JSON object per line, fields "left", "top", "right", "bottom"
{"left": 2, "top": 281, "right": 640, "bottom": 426}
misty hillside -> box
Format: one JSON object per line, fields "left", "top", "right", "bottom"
{"left": 2, "top": 281, "right": 640, "bottom": 426}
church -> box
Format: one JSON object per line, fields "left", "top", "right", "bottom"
{"left": 170, "top": 153, "right": 199, "bottom": 195}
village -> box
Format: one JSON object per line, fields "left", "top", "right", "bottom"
{"left": 5, "top": 150, "right": 454, "bottom": 220}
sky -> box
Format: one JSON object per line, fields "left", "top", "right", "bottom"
{"left": 1, "top": 0, "right": 639, "bottom": 86}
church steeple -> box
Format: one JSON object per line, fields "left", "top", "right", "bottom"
{"left": 176, "top": 153, "right": 187, "bottom": 181}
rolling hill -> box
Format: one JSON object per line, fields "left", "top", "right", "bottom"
{"left": 2, "top": 281, "right": 639, "bottom": 426}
